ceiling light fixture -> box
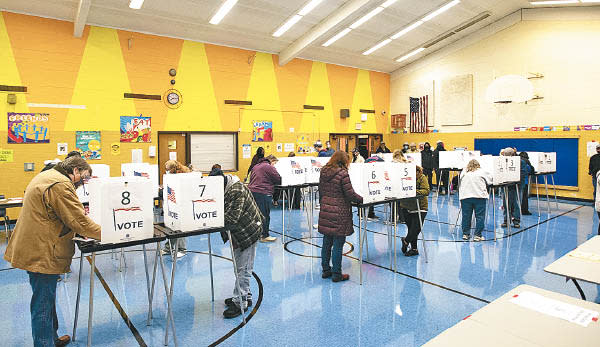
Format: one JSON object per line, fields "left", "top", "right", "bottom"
{"left": 529, "top": 0, "right": 577, "bottom": 4}
{"left": 422, "top": 0, "right": 461, "bottom": 22}
{"left": 350, "top": 7, "right": 384, "bottom": 29}
{"left": 380, "top": 0, "right": 399, "bottom": 8}
{"left": 129, "top": 0, "right": 144, "bottom": 9}
{"left": 322, "top": 28, "right": 352, "bottom": 47}
{"left": 363, "top": 39, "right": 392, "bottom": 55}
{"left": 580, "top": 0, "right": 600, "bottom": 2}
{"left": 209, "top": 0, "right": 238, "bottom": 25}
{"left": 272, "top": 0, "right": 324, "bottom": 37}
{"left": 396, "top": 47, "right": 425, "bottom": 62}
{"left": 390, "top": 20, "right": 424, "bottom": 39}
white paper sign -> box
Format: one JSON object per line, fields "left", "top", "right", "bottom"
{"left": 242, "top": 144, "right": 251, "bottom": 159}
{"left": 88, "top": 177, "right": 154, "bottom": 244}
{"left": 131, "top": 149, "right": 143, "bottom": 163}
{"left": 587, "top": 142, "right": 598, "bottom": 157}
{"left": 284, "top": 143, "right": 295, "bottom": 152}
{"left": 57, "top": 143, "right": 68, "bottom": 155}
{"left": 148, "top": 146, "right": 156, "bottom": 157}
{"left": 77, "top": 164, "right": 111, "bottom": 203}
{"left": 163, "top": 173, "right": 224, "bottom": 232}
{"left": 510, "top": 291, "right": 599, "bottom": 327}
{"left": 348, "top": 163, "right": 386, "bottom": 203}
{"left": 169, "top": 152, "right": 177, "bottom": 161}
{"left": 276, "top": 143, "right": 283, "bottom": 152}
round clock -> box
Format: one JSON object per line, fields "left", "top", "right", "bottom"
{"left": 164, "top": 89, "right": 182, "bottom": 109}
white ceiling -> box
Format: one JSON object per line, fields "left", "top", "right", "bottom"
{"left": 0, "top": 0, "right": 590, "bottom": 72}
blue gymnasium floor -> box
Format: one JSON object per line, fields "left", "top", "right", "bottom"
{"left": 1, "top": 193, "right": 599, "bottom": 346}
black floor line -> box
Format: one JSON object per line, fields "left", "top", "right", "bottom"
{"left": 283, "top": 236, "right": 355, "bottom": 258}
{"left": 85, "top": 256, "right": 147, "bottom": 347}
{"left": 272, "top": 229, "right": 490, "bottom": 304}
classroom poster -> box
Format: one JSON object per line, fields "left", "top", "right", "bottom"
{"left": 0, "top": 149, "right": 14, "bottom": 162}
{"left": 252, "top": 121, "right": 273, "bottom": 142}
{"left": 76, "top": 131, "right": 102, "bottom": 160}
{"left": 120, "top": 116, "right": 151, "bottom": 143}
{"left": 7, "top": 112, "right": 50, "bottom": 143}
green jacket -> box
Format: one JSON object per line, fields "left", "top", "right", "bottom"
{"left": 221, "top": 178, "right": 263, "bottom": 250}
{"left": 399, "top": 173, "right": 430, "bottom": 212}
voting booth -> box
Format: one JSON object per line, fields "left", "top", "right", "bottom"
{"left": 88, "top": 177, "right": 154, "bottom": 244}
{"left": 274, "top": 157, "right": 308, "bottom": 186}
{"left": 349, "top": 163, "right": 386, "bottom": 204}
{"left": 404, "top": 153, "right": 422, "bottom": 167}
{"left": 305, "top": 157, "right": 329, "bottom": 184}
{"left": 121, "top": 163, "right": 159, "bottom": 197}
{"left": 527, "top": 152, "right": 556, "bottom": 174}
{"left": 376, "top": 153, "right": 394, "bottom": 162}
{"left": 76, "top": 164, "right": 111, "bottom": 204}
{"left": 383, "top": 162, "right": 417, "bottom": 199}
{"left": 504, "top": 156, "right": 521, "bottom": 183}
{"left": 440, "top": 151, "right": 480, "bottom": 169}
{"left": 162, "top": 173, "right": 224, "bottom": 232}
{"left": 479, "top": 155, "right": 521, "bottom": 185}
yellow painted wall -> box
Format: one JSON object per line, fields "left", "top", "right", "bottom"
{"left": 0, "top": 12, "right": 390, "bottom": 212}
{"left": 390, "top": 18, "right": 600, "bottom": 200}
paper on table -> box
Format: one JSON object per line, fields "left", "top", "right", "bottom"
{"left": 587, "top": 142, "right": 598, "bottom": 157}
{"left": 510, "top": 291, "right": 599, "bottom": 327}
{"left": 568, "top": 250, "right": 600, "bottom": 262}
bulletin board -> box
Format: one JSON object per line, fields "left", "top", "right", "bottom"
{"left": 474, "top": 138, "right": 578, "bottom": 187}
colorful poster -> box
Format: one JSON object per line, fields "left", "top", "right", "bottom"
{"left": 120, "top": 116, "right": 151, "bottom": 143}
{"left": 252, "top": 121, "right": 273, "bottom": 142}
{"left": 8, "top": 112, "right": 49, "bottom": 143}
{"left": 0, "top": 149, "right": 14, "bottom": 162}
{"left": 76, "top": 131, "right": 101, "bottom": 160}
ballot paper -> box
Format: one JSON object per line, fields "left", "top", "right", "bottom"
{"left": 568, "top": 250, "right": 600, "bottom": 263}
{"left": 510, "top": 291, "right": 599, "bottom": 327}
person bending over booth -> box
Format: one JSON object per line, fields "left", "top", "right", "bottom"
{"left": 248, "top": 154, "right": 281, "bottom": 242}
{"left": 209, "top": 167, "right": 263, "bottom": 318}
{"left": 4, "top": 156, "right": 101, "bottom": 347}
{"left": 399, "top": 166, "right": 430, "bottom": 256}
{"left": 459, "top": 159, "right": 492, "bottom": 241}
{"left": 318, "top": 151, "right": 363, "bottom": 282}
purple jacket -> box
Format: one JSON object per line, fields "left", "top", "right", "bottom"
{"left": 318, "top": 166, "right": 363, "bottom": 237}
{"left": 248, "top": 158, "right": 282, "bottom": 195}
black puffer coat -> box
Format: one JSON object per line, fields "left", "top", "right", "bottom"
{"left": 318, "top": 166, "right": 363, "bottom": 237}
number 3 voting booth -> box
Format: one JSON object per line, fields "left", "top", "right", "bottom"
{"left": 162, "top": 173, "right": 224, "bottom": 232}
{"left": 87, "top": 176, "right": 154, "bottom": 243}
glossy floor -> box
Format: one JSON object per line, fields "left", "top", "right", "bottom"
{"left": 0, "top": 193, "right": 598, "bottom": 346}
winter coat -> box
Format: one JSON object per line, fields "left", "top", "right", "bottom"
{"left": 399, "top": 173, "right": 430, "bottom": 212}
{"left": 4, "top": 166, "right": 101, "bottom": 274}
{"left": 318, "top": 166, "right": 363, "bottom": 237}
{"left": 248, "top": 158, "right": 281, "bottom": 195}
{"left": 221, "top": 176, "right": 263, "bottom": 250}
{"left": 589, "top": 153, "right": 600, "bottom": 177}
{"left": 433, "top": 145, "right": 446, "bottom": 169}
{"left": 520, "top": 158, "right": 534, "bottom": 185}
{"left": 421, "top": 149, "right": 434, "bottom": 169}
{"left": 376, "top": 146, "right": 391, "bottom": 154}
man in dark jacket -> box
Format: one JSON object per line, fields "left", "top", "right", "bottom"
{"left": 376, "top": 142, "right": 391, "bottom": 154}
{"left": 248, "top": 155, "right": 281, "bottom": 242}
{"left": 421, "top": 142, "right": 434, "bottom": 188}
{"left": 210, "top": 168, "right": 263, "bottom": 318}
{"left": 519, "top": 152, "right": 534, "bottom": 215}
{"left": 589, "top": 143, "right": 600, "bottom": 198}
{"left": 433, "top": 140, "right": 449, "bottom": 194}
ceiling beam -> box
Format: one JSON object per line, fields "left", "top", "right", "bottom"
{"left": 73, "top": 0, "right": 92, "bottom": 38}
{"left": 278, "top": 0, "right": 370, "bottom": 66}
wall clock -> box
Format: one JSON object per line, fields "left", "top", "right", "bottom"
{"left": 164, "top": 89, "right": 182, "bottom": 109}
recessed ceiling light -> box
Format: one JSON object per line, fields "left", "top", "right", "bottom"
{"left": 380, "top": 0, "right": 399, "bottom": 8}
{"left": 298, "top": 0, "right": 324, "bottom": 16}
{"left": 209, "top": 0, "right": 238, "bottom": 25}
{"left": 422, "top": 0, "right": 460, "bottom": 22}
{"left": 363, "top": 39, "right": 392, "bottom": 55}
{"left": 529, "top": 0, "right": 578, "bottom": 4}
{"left": 322, "top": 28, "right": 352, "bottom": 47}
{"left": 273, "top": 15, "right": 303, "bottom": 37}
{"left": 396, "top": 47, "right": 425, "bottom": 62}
{"left": 390, "top": 20, "right": 424, "bottom": 39}
{"left": 350, "top": 6, "right": 384, "bottom": 29}
{"left": 129, "top": 0, "right": 144, "bottom": 9}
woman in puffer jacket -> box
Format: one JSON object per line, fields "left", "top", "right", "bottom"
{"left": 318, "top": 151, "right": 363, "bottom": 282}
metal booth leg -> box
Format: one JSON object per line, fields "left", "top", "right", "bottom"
{"left": 147, "top": 243, "right": 160, "bottom": 325}
{"left": 551, "top": 174, "right": 559, "bottom": 209}
{"left": 142, "top": 244, "right": 152, "bottom": 325}
{"left": 359, "top": 206, "right": 364, "bottom": 285}
{"left": 543, "top": 174, "right": 551, "bottom": 214}
{"left": 504, "top": 186, "right": 512, "bottom": 236}
{"left": 87, "top": 252, "right": 96, "bottom": 347}
{"left": 164, "top": 241, "right": 180, "bottom": 346}
{"left": 72, "top": 252, "right": 84, "bottom": 341}
{"left": 158, "top": 247, "right": 178, "bottom": 347}
{"left": 416, "top": 199, "right": 428, "bottom": 263}
{"left": 491, "top": 188, "right": 497, "bottom": 241}
{"left": 208, "top": 233, "right": 215, "bottom": 302}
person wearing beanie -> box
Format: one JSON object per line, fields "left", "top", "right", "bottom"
{"left": 376, "top": 142, "right": 391, "bottom": 154}
{"left": 209, "top": 168, "right": 263, "bottom": 318}
{"left": 421, "top": 142, "right": 434, "bottom": 189}
{"left": 519, "top": 152, "right": 534, "bottom": 215}
{"left": 433, "top": 141, "right": 448, "bottom": 194}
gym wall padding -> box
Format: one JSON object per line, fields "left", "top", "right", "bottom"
{"left": 473, "top": 138, "right": 578, "bottom": 187}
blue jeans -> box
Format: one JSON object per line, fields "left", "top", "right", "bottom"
{"left": 461, "top": 198, "right": 486, "bottom": 237}
{"left": 27, "top": 271, "right": 60, "bottom": 347}
{"left": 252, "top": 192, "right": 271, "bottom": 238}
{"left": 321, "top": 234, "right": 346, "bottom": 274}
{"left": 502, "top": 186, "right": 521, "bottom": 223}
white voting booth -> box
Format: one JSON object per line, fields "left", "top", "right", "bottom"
{"left": 349, "top": 163, "right": 417, "bottom": 203}
{"left": 528, "top": 152, "right": 556, "bottom": 173}
{"left": 274, "top": 157, "right": 308, "bottom": 186}
{"left": 305, "top": 157, "right": 329, "bottom": 184}
{"left": 77, "top": 164, "right": 111, "bottom": 204}
{"left": 121, "top": 163, "right": 159, "bottom": 197}
{"left": 404, "top": 153, "right": 422, "bottom": 167}
{"left": 383, "top": 163, "right": 417, "bottom": 199}
{"left": 162, "top": 173, "right": 224, "bottom": 232}
{"left": 479, "top": 156, "right": 521, "bottom": 185}
{"left": 88, "top": 177, "right": 154, "bottom": 244}
{"left": 440, "top": 151, "right": 481, "bottom": 169}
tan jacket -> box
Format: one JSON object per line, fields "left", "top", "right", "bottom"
{"left": 4, "top": 168, "right": 101, "bottom": 274}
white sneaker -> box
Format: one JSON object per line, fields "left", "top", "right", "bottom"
{"left": 260, "top": 236, "right": 277, "bottom": 242}
{"left": 462, "top": 234, "right": 469, "bottom": 240}
{"left": 176, "top": 251, "right": 186, "bottom": 258}
{"left": 473, "top": 236, "right": 484, "bottom": 242}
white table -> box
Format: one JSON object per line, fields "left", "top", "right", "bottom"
{"left": 545, "top": 235, "right": 600, "bottom": 300}
{"left": 424, "top": 284, "right": 600, "bottom": 347}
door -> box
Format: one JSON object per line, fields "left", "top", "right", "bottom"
{"left": 158, "top": 132, "right": 188, "bottom": 185}
{"left": 329, "top": 134, "right": 357, "bottom": 153}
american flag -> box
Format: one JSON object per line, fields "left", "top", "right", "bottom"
{"left": 134, "top": 171, "right": 150, "bottom": 178}
{"left": 167, "top": 186, "right": 176, "bottom": 203}
{"left": 409, "top": 95, "right": 428, "bottom": 133}
{"left": 291, "top": 161, "right": 301, "bottom": 169}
